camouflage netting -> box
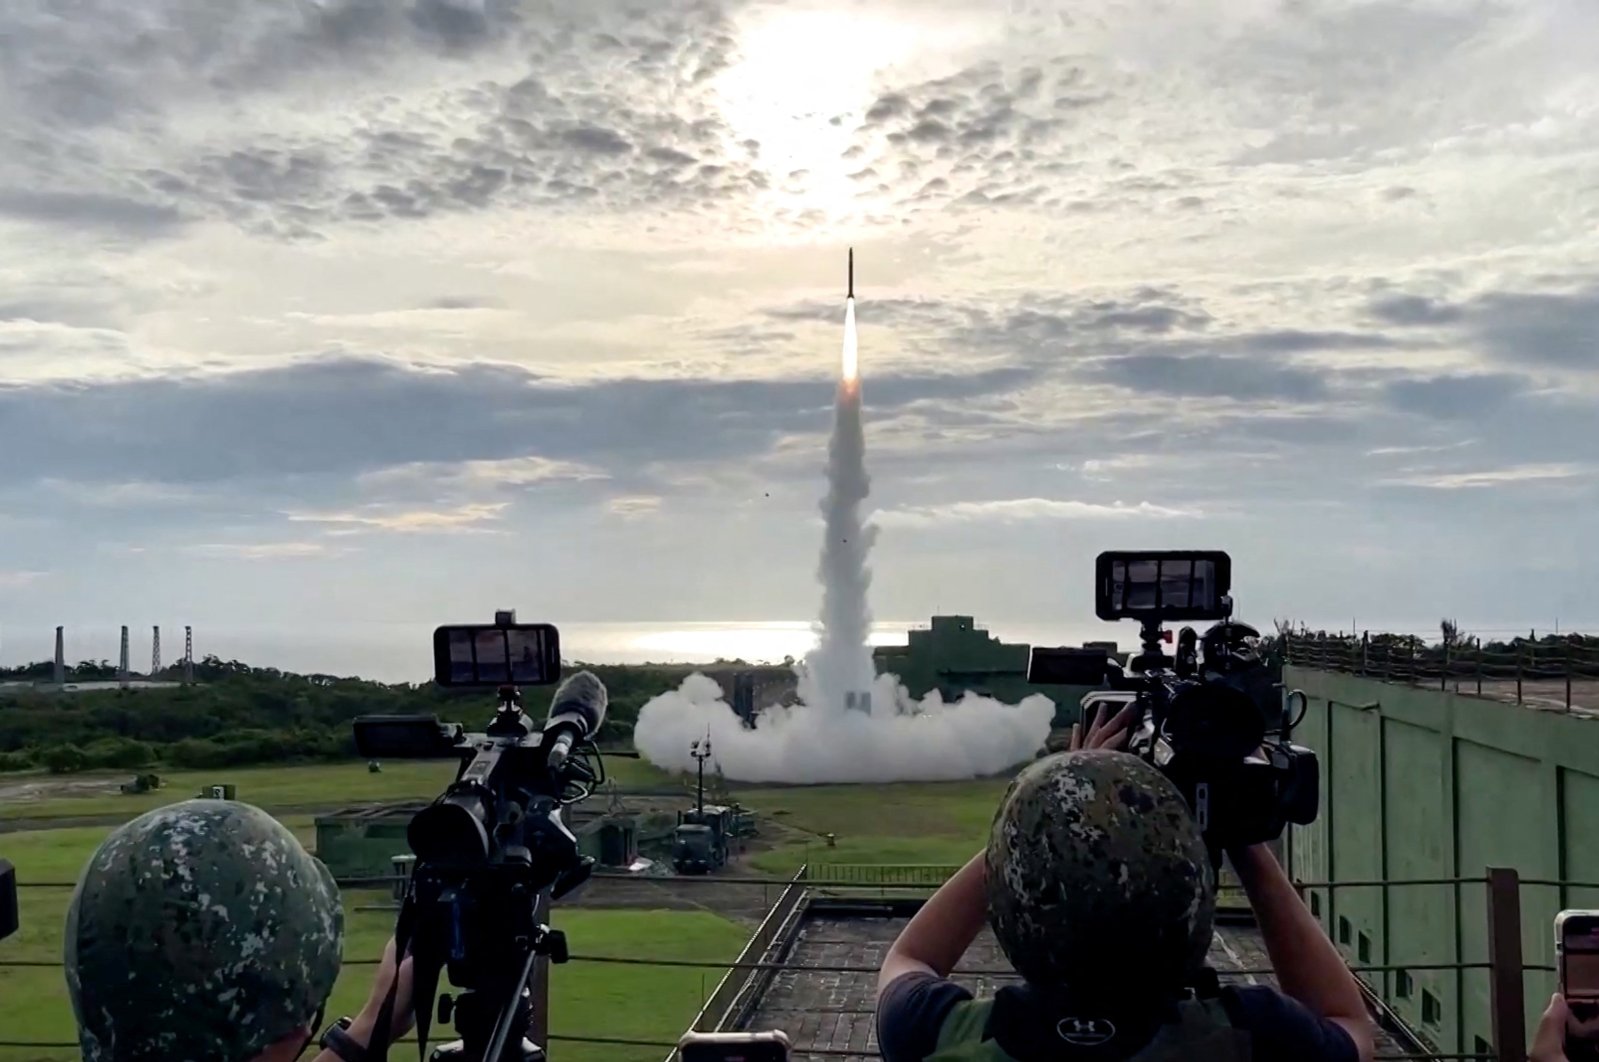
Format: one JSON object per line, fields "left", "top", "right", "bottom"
{"left": 64, "top": 799, "right": 343, "bottom": 1062}
{"left": 985, "top": 750, "right": 1215, "bottom": 998}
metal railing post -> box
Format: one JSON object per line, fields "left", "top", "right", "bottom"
{"left": 1486, "top": 867, "right": 1525, "bottom": 1062}
{"left": 532, "top": 890, "right": 551, "bottom": 1052}
{"left": 1566, "top": 639, "right": 1574, "bottom": 711}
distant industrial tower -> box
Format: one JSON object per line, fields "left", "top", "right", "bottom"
{"left": 118, "top": 626, "right": 130, "bottom": 689}
{"left": 184, "top": 626, "right": 194, "bottom": 684}
{"left": 151, "top": 626, "right": 161, "bottom": 676}
{"left": 54, "top": 626, "right": 64, "bottom": 685}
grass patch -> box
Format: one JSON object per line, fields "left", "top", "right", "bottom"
{"left": 0, "top": 771, "right": 1025, "bottom": 1061}
{"left": 0, "top": 754, "right": 672, "bottom": 823}
{"left": 0, "top": 822, "right": 745, "bottom": 1062}
{"left": 740, "top": 778, "right": 1007, "bottom": 875}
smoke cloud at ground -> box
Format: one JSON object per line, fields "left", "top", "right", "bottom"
{"left": 633, "top": 672, "right": 1056, "bottom": 783}
{"left": 635, "top": 296, "right": 1054, "bottom": 783}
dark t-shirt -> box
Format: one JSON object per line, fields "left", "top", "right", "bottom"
{"left": 876, "top": 972, "right": 1359, "bottom": 1062}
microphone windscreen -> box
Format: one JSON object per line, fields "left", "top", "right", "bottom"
{"left": 545, "top": 670, "right": 607, "bottom": 739}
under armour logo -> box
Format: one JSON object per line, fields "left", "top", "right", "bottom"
{"left": 1056, "top": 1017, "right": 1117, "bottom": 1046}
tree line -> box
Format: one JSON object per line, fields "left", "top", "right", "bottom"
{"left": 0, "top": 655, "right": 717, "bottom": 774}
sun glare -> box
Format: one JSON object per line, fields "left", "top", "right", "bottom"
{"left": 714, "top": 5, "right": 923, "bottom": 217}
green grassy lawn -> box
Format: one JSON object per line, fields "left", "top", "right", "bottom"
{"left": 741, "top": 778, "right": 1007, "bottom": 875}
{"left": 0, "top": 768, "right": 1023, "bottom": 1061}
{"left": 0, "top": 822, "right": 747, "bottom": 1062}
{"left": 0, "top": 754, "right": 673, "bottom": 823}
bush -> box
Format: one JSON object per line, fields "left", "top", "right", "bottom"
{"left": 0, "top": 748, "right": 34, "bottom": 771}
{"left": 168, "top": 738, "right": 227, "bottom": 769}
{"left": 41, "top": 743, "right": 88, "bottom": 774}
{"left": 83, "top": 736, "right": 156, "bottom": 770}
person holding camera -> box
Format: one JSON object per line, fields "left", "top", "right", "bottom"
{"left": 63, "top": 798, "right": 417, "bottom": 1062}
{"left": 874, "top": 704, "right": 1377, "bottom": 1062}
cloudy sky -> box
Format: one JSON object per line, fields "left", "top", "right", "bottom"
{"left": 1, "top": 0, "right": 1596, "bottom": 675}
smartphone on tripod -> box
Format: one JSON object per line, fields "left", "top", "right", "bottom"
{"left": 1556, "top": 910, "right": 1599, "bottom": 1061}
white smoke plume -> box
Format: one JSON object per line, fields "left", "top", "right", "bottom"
{"left": 634, "top": 295, "right": 1055, "bottom": 783}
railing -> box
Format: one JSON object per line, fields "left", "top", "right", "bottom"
{"left": 1284, "top": 632, "right": 1599, "bottom": 711}
{"left": 809, "top": 862, "right": 961, "bottom": 887}
{"left": 1287, "top": 869, "right": 1558, "bottom": 1062}
{"left": 670, "top": 864, "right": 811, "bottom": 1056}
{"left": 7, "top": 863, "right": 1582, "bottom": 1061}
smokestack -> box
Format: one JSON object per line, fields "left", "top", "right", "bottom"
{"left": 184, "top": 626, "right": 194, "bottom": 684}
{"left": 118, "top": 626, "right": 129, "bottom": 689}
{"left": 151, "top": 626, "right": 161, "bottom": 677}
{"left": 54, "top": 626, "right": 64, "bottom": 685}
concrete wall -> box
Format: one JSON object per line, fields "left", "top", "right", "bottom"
{"left": 1285, "top": 667, "right": 1599, "bottom": 1057}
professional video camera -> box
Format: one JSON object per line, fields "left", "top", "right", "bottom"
{"left": 1027, "top": 551, "right": 1319, "bottom": 857}
{"left": 351, "top": 611, "right": 608, "bottom": 1062}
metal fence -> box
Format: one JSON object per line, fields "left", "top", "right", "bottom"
{"left": 808, "top": 863, "right": 961, "bottom": 887}
{"left": 674, "top": 865, "right": 810, "bottom": 1046}
{"left": 1284, "top": 632, "right": 1599, "bottom": 711}
{"left": 0, "top": 862, "right": 1571, "bottom": 1062}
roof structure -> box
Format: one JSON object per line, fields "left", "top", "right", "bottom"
{"left": 730, "top": 903, "right": 1414, "bottom": 1060}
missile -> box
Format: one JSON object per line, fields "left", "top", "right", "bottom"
{"left": 847, "top": 247, "right": 854, "bottom": 299}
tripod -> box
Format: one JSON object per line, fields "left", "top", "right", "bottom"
{"left": 428, "top": 924, "right": 569, "bottom": 1062}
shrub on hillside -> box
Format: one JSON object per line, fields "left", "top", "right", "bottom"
{"left": 82, "top": 736, "right": 156, "bottom": 770}
{"left": 41, "top": 743, "right": 88, "bottom": 774}
{"left": 0, "top": 748, "right": 34, "bottom": 771}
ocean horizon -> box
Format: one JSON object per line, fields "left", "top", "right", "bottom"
{"left": 1, "top": 618, "right": 1115, "bottom": 685}
{"left": 2, "top": 616, "right": 1583, "bottom": 686}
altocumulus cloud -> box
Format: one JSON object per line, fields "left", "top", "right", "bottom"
{"left": 0, "top": 0, "right": 774, "bottom": 240}
{"left": 876, "top": 498, "right": 1203, "bottom": 529}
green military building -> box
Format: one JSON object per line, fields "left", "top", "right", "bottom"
{"left": 872, "top": 615, "right": 1106, "bottom": 726}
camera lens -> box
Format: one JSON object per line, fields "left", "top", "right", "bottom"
{"left": 411, "top": 795, "right": 492, "bottom": 864}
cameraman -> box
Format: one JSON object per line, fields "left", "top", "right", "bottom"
{"left": 63, "top": 798, "right": 417, "bottom": 1062}
{"left": 874, "top": 705, "right": 1376, "bottom": 1062}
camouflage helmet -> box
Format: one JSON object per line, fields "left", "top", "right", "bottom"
{"left": 985, "top": 750, "right": 1214, "bottom": 998}
{"left": 64, "top": 799, "right": 344, "bottom": 1062}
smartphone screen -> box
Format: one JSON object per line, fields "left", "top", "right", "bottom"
{"left": 1560, "top": 912, "right": 1599, "bottom": 1062}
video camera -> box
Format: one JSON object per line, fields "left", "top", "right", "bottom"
{"left": 351, "top": 611, "right": 607, "bottom": 1062}
{"left": 1027, "top": 551, "right": 1319, "bottom": 857}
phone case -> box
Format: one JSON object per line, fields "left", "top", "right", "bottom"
{"left": 677, "top": 1030, "right": 792, "bottom": 1062}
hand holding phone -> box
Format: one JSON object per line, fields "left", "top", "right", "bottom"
{"left": 1556, "top": 911, "right": 1599, "bottom": 1061}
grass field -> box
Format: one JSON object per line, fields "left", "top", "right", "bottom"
{"left": 0, "top": 821, "right": 750, "bottom": 1062}
{"left": 740, "top": 779, "right": 1006, "bottom": 874}
{"left": 0, "top": 767, "right": 1014, "bottom": 1061}
{"left": 0, "top": 754, "right": 675, "bottom": 823}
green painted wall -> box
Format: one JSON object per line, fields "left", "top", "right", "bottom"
{"left": 317, "top": 818, "right": 412, "bottom": 879}
{"left": 873, "top": 615, "right": 1103, "bottom": 724}
{"left": 1285, "top": 667, "right": 1599, "bottom": 1057}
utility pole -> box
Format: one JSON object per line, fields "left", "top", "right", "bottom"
{"left": 690, "top": 729, "right": 713, "bottom": 814}
{"left": 54, "top": 626, "right": 65, "bottom": 685}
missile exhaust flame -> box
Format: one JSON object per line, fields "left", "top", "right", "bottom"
{"left": 632, "top": 250, "right": 1055, "bottom": 782}
{"left": 841, "top": 297, "right": 858, "bottom": 384}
